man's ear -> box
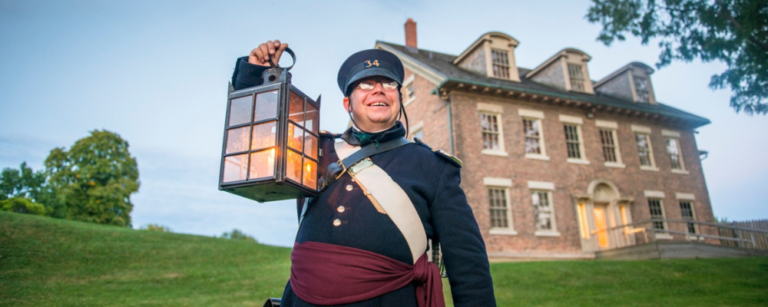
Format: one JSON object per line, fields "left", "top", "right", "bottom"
{"left": 343, "top": 97, "right": 350, "bottom": 112}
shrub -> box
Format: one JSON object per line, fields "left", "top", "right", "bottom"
{"left": 0, "top": 197, "right": 46, "bottom": 216}
{"left": 139, "top": 224, "right": 173, "bottom": 232}
{"left": 220, "top": 229, "right": 257, "bottom": 243}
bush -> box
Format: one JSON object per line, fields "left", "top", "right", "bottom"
{"left": 220, "top": 229, "right": 257, "bottom": 243}
{"left": 0, "top": 197, "right": 46, "bottom": 216}
{"left": 139, "top": 224, "right": 172, "bottom": 232}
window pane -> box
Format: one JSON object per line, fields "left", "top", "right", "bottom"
{"left": 254, "top": 90, "right": 278, "bottom": 122}
{"left": 491, "top": 49, "right": 510, "bottom": 79}
{"left": 305, "top": 103, "right": 319, "bottom": 134}
{"left": 225, "top": 127, "right": 250, "bottom": 154}
{"left": 533, "top": 191, "right": 552, "bottom": 230}
{"left": 634, "top": 76, "right": 649, "bottom": 102}
{"left": 288, "top": 123, "right": 304, "bottom": 152}
{"left": 648, "top": 199, "right": 665, "bottom": 230}
{"left": 680, "top": 201, "right": 696, "bottom": 234}
{"left": 524, "top": 119, "right": 541, "bottom": 154}
{"left": 248, "top": 148, "right": 275, "bottom": 179}
{"left": 286, "top": 150, "right": 302, "bottom": 183}
{"left": 302, "top": 158, "right": 317, "bottom": 190}
{"left": 600, "top": 129, "right": 617, "bottom": 162}
{"left": 667, "top": 138, "right": 682, "bottom": 169}
{"left": 228, "top": 96, "right": 253, "bottom": 127}
{"left": 481, "top": 113, "right": 500, "bottom": 150}
{"left": 488, "top": 188, "right": 509, "bottom": 228}
{"left": 289, "top": 91, "right": 305, "bottom": 126}
{"left": 251, "top": 121, "right": 276, "bottom": 150}
{"left": 636, "top": 134, "right": 652, "bottom": 166}
{"left": 564, "top": 124, "right": 581, "bottom": 159}
{"left": 304, "top": 132, "right": 318, "bottom": 160}
{"left": 223, "top": 154, "right": 248, "bottom": 182}
{"left": 568, "top": 64, "right": 585, "bottom": 91}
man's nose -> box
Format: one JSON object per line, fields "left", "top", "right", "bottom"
{"left": 371, "top": 82, "right": 385, "bottom": 94}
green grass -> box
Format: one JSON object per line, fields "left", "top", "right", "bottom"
{"left": 2, "top": 211, "right": 767, "bottom": 306}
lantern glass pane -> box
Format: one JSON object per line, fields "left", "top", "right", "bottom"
{"left": 248, "top": 148, "right": 275, "bottom": 179}
{"left": 223, "top": 154, "right": 248, "bottom": 182}
{"left": 302, "top": 158, "right": 317, "bottom": 190}
{"left": 288, "top": 123, "right": 304, "bottom": 152}
{"left": 228, "top": 96, "right": 253, "bottom": 127}
{"left": 304, "top": 132, "right": 317, "bottom": 160}
{"left": 305, "top": 102, "right": 319, "bottom": 134}
{"left": 286, "top": 150, "right": 302, "bottom": 183}
{"left": 289, "top": 91, "right": 305, "bottom": 126}
{"left": 225, "top": 127, "right": 250, "bottom": 154}
{"left": 254, "top": 90, "right": 278, "bottom": 122}
{"left": 251, "top": 121, "right": 276, "bottom": 150}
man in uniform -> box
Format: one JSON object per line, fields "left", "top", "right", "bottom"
{"left": 232, "top": 40, "right": 496, "bottom": 307}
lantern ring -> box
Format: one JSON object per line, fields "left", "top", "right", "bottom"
{"left": 268, "top": 47, "right": 296, "bottom": 71}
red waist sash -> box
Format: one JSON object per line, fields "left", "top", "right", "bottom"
{"left": 290, "top": 241, "right": 445, "bottom": 307}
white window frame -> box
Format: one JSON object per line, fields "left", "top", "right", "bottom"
{"left": 644, "top": 190, "right": 671, "bottom": 239}
{"left": 559, "top": 115, "right": 589, "bottom": 164}
{"left": 632, "top": 125, "right": 658, "bottom": 171}
{"left": 478, "top": 103, "right": 507, "bottom": 156}
{"left": 491, "top": 49, "right": 511, "bottom": 80}
{"left": 662, "top": 129, "right": 688, "bottom": 174}
{"left": 676, "top": 193, "right": 698, "bottom": 236}
{"left": 520, "top": 109, "right": 548, "bottom": 161}
{"left": 529, "top": 181, "right": 560, "bottom": 236}
{"left": 567, "top": 63, "right": 586, "bottom": 92}
{"left": 403, "top": 74, "right": 416, "bottom": 107}
{"left": 486, "top": 177, "right": 516, "bottom": 235}
{"left": 596, "top": 120, "right": 625, "bottom": 168}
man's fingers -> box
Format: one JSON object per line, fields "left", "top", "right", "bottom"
{"left": 258, "top": 44, "right": 271, "bottom": 64}
{"left": 248, "top": 47, "right": 262, "bottom": 65}
{"left": 274, "top": 43, "right": 288, "bottom": 65}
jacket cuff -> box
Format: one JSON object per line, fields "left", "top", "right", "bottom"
{"left": 232, "top": 56, "right": 269, "bottom": 90}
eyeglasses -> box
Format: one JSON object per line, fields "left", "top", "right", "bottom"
{"left": 357, "top": 79, "right": 399, "bottom": 91}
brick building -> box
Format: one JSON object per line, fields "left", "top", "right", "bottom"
{"left": 380, "top": 19, "right": 714, "bottom": 259}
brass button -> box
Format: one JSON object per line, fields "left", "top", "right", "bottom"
{"left": 337, "top": 206, "right": 345, "bottom": 213}
{"left": 333, "top": 219, "right": 341, "bottom": 226}
{"left": 345, "top": 184, "right": 353, "bottom": 191}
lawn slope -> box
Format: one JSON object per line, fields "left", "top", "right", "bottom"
{"left": 2, "top": 211, "right": 767, "bottom": 306}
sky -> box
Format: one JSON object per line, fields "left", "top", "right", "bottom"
{"left": 1, "top": 0, "right": 766, "bottom": 247}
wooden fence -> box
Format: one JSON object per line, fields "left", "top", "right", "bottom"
{"left": 718, "top": 219, "right": 768, "bottom": 250}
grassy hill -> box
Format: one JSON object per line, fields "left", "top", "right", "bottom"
{"left": 2, "top": 211, "right": 767, "bottom": 306}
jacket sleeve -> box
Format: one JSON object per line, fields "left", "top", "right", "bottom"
{"left": 430, "top": 163, "right": 497, "bottom": 307}
{"left": 231, "top": 56, "right": 270, "bottom": 90}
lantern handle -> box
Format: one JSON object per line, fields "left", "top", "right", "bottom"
{"left": 268, "top": 47, "right": 296, "bottom": 71}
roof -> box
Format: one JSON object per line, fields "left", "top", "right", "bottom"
{"left": 376, "top": 41, "right": 710, "bottom": 128}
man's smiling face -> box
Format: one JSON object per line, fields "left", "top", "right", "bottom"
{"left": 343, "top": 77, "right": 401, "bottom": 132}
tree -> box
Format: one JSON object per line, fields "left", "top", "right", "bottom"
{"left": 45, "top": 130, "right": 140, "bottom": 227}
{"left": 140, "top": 224, "right": 173, "bottom": 232}
{"left": 0, "top": 162, "right": 46, "bottom": 201}
{"left": 586, "top": 0, "right": 768, "bottom": 114}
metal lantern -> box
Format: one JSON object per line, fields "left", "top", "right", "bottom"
{"left": 219, "top": 49, "right": 320, "bottom": 202}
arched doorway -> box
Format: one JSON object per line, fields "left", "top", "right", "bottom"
{"left": 575, "top": 181, "right": 634, "bottom": 251}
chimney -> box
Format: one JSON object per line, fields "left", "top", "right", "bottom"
{"left": 405, "top": 18, "right": 417, "bottom": 49}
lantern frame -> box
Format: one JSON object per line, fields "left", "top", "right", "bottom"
{"left": 218, "top": 63, "right": 321, "bottom": 203}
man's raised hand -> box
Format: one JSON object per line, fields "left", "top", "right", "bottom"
{"left": 248, "top": 40, "right": 288, "bottom": 67}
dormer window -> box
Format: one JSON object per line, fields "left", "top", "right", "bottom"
{"left": 567, "top": 63, "right": 585, "bottom": 92}
{"left": 594, "top": 62, "right": 657, "bottom": 104}
{"left": 526, "top": 48, "right": 594, "bottom": 94}
{"left": 453, "top": 32, "right": 521, "bottom": 82}
{"left": 492, "top": 49, "right": 511, "bottom": 79}
{"left": 634, "top": 76, "right": 649, "bottom": 103}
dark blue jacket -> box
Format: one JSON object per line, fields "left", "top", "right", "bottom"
{"left": 233, "top": 57, "right": 496, "bottom": 307}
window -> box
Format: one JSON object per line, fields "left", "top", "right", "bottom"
{"left": 634, "top": 76, "right": 649, "bottom": 103}
{"left": 489, "top": 188, "right": 510, "bottom": 228}
{"left": 564, "top": 124, "right": 582, "bottom": 159}
{"left": 600, "top": 129, "right": 618, "bottom": 162}
{"left": 648, "top": 199, "right": 665, "bottom": 230}
{"left": 486, "top": 177, "right": 515, "bottom": 235}
{"left": 567, "top": 63, "right": 585, "bottom": 92}
{"left": 523, "top": 118, "right": 542, "bottom": 154}
{"left": 635, "top": 133, "right": 655, "bottom": 167}
{"left": 532, "top": 190, "right": 554, "bottom": 231}
{"left": 481, "top": 113, "right": 501, "bottom": 151}
{"left": 407, "top": 84, "right": 416, "bottom": 100}
{"left": 491, "top": 49, "right": 510, "bottom": 79}
{"left": 666, "top": 138, "right": 684, "bottom": 170}
{"left": 679, "top": 201, "right": 696, "bottom": 234}
{"left": 577, "top": 202, "right": 590, "bottom": 239}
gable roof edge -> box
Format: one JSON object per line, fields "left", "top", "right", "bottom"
{"left": 376, "top": 41, "right": 447, "bottom": 85}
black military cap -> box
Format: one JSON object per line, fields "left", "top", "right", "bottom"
{"left": 337, "top": 49, "right": 404, "bottom": 96}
